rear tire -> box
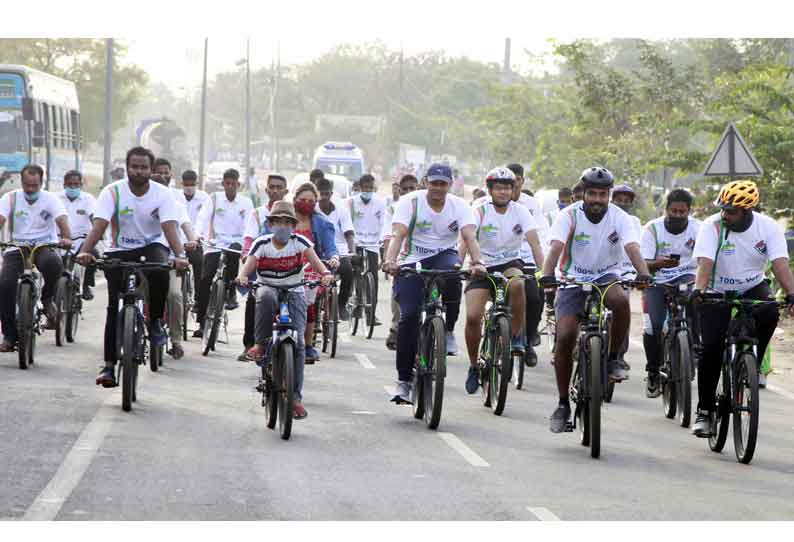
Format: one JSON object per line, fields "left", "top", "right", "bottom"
{"left": 588, "top": 334, "right": 603, "bottom": 459}
{"left": 65, "top": 278, "right": 81, "bottom": 343}
{"left": 514, "top": 349, "right": 525, "bottom": 390}
{"left": 278, "top": 344, "right": 295, "bottom": 440}
{"left": 265, "top": 349, "right": 278, "bottom": 430}
{"left": 17, "top": 282, "right": 34, "bottom": 370}
{"left": 425, "top": 316, "right": 446, "bottom": 430}
{"left": 677, "top": 331, "right": 692, "bottom": 428}
{"left": 202, "top": 280, "right": 223, "bottom": 355}
{"left": 329, "top": 287, "right": 339, "bottom": 358}
{"left": 121, "top": 305, "right": 137, "bottom": 412}
{"left": 54, "top": 276, "right": 69, "bottom": 347}
{"left": 709, "top": 368, "right": 731, "bottom": 452}
{"left": 733, "top": 352, "right": 759, "bottom": 464}
{"left": 491, "top": 316, "right": 513, "bottom": 416}
{"left": 365, "top": 272, "right": 376, "bottom": 339}
{"left": 181, "top": 270, "right": 191, "bottom": 343}
{"left": 663, "top": 335, "right": 678, "bottom": 419}
{"left": 351, "top": 276, "right": 362, "bottom": 336}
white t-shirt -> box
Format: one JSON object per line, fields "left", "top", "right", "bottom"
{"left": 195, "top": 192, "right": 254, "bottom": 254}
{"left": 473, "top": 193, "right": 544, "bottom": 265}
{"left": 249, "top": 233, "right": 313, "bottom": 291}
{"left": 244, "top": 205, "right": 270, "bottom": 241}
{"left": 347, "top": 194, "right": 386, "bottom": 253}
{"left": 57, "top": 191, "right": 96, "bottom": 244}
{"left": 392, "top": 191, "right": 475, "bottom": 265}
{"left": 174, "top": 189, "right": 209, "bottom": 225}
{"left": 550, "top": 202, "right": 640, "bottom": 282}
{"left": 693, "top": 212, "right": 788, "bottom": 293}
{"left": 640, "top": 216, "right": 701, "bottom": 283}
{"left": 0, "top": 190, "right": 67, "bottom": 253}
{"left": 618, "top": 214, "right": 643, "bottom": 278}
{"left": 472, "top": 199, "right": 536, "bottom": 267}
{"left": 381, "top": 199, "right": 397, "bottom": 242}
{"left": 94, "top": 180, "right": 180, "bottom": 252}
{"left": 317, "top": 202, "right": 354, "bottom": 257}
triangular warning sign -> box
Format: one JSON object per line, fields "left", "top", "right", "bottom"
{"left": 703, "top": 122, "right": 763, "bottom": 176}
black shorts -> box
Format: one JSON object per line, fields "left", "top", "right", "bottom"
{"left": 465, "top": 260, "right": 524, "bottom": 294}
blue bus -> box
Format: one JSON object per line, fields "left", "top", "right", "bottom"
{"left": 0, "top": 64, "right": 81, "bottom": 193}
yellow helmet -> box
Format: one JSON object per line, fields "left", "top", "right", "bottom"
{"left": 715, "top": 180, "right": 759, "bottom": 209}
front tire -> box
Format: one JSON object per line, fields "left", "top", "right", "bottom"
{"left": 588, "top": 334, "right": 603, "bottom": 459}
{"left": 425, "top": 316, "right": 446, "bottom": 430}
{"left": 54, "top": 276, "right": 69, "bottom": 347}
{"left": 364, "top": 272, "right": 376, "bottom": 339}
{"left": 121, "top": 305, "right": 137, "bottom": 412}
{"left": 17, "top": 282, "right": 34, "bottom": 370}
{"left": 733, "top": 352, "right": 759, "bottom": 464}
{"left": 277, "top": 344, "right": 295, "bottom": 440}
{"left": 677, "top": 330, "right": 693, "bottom": 428}
{"left": 65, "top": 278, "right": 81, "bottom": 343}
{"left": 491, "top": 316, "right": 513, "bottom": 416}
{"left": 202, "top": 281, "right": 224, "bottom": 355}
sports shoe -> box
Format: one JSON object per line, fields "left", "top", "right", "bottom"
{"left": 385, "top": 329, "right": 397, "bottom": 351}
{"left": 339, "top": 306, "right": 350, "bottom": 321}
{"left": 391, "top": 380, "right": 412, "bottom": 404}
{"left": 169, "top": 342, "right": 184, "bottom": 360}
{"left": 511, "top": 335, "right": 525, "bottom": 354}
{"left": 646, "top": 372, "right": 661, "bottom": 398}
{"left": 550, "top": 401, "right": 572, "bottom": 433}
{"left": 192, "top": 328, "right": 203, "bottom": 338}
{"left": 608, "top": 357, "right": 629, "bottom": 382}
{"left": 759, "top": 373, "right": 767, "bottom": 389}
{"left": 305, "top": 345, "right": 319, "bottom": 363}
{"left": 237, "top": 349, "right": 250, "bottom": 362}
{"left": 692, "top": 409, "right": 713, "bottom": 438}
{"left": 465, "top": 366, "right": 479, "bottom": 394}
{"left": 95, "top": 366, "right": 117, "bottom": 388}
{"left": 293, "top": 402, "right": 308, "bottom": 420}
{"left": 149, "top": 320, "right": 167, "bottom": 346}
{"left": 82, "top": 286, "right": 94, "bottom": 301}
{"left": 524, "top": 345, "right": 538, "bottom": 367}
{"left": 446, "top": 332, "right": 458, "bottom": 356}
{"left": 225, "top": 289, "right": 239, "bottom": 310}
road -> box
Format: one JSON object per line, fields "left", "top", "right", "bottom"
{"left": 2, "top": 282, "right": 794, "bottom": 521}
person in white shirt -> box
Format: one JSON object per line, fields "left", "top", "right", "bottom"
{"left": 639, "top": 189, "right": 701, "bottom": 398}
{"left": 383, "top": 163, "right": 487, "bottom": 404}
{"left": 177, "top": 169, "right": 209, "bottom": 298}
{"left": 348, "top": 174, "right": 387, "bottom": 325}
{"left": 59, "top": 170, "right": 98, "bottom": 300}
{"left": 540, "top": 167, "right": 652, "bottom": 433}
{"left": 0, "top": 164, "right": 72, "bottom": 351}
{"left": 461, "top": 167, "right": 544, "bottom": 395}
{"left": 194, "top": 168, "right": 254, "bottom": 336}
{"left": 690, "top": 180, "right": 794, "bottom": 437}
{"left": 316, "top": 177, "right": 356, "bottom": 321}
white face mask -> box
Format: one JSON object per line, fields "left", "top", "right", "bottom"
{"left": 183, "top": 186, "right": 196, "bottom": 197}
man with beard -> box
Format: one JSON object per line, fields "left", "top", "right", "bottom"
{"left": 76, "top": 147, "right": 187, "bottom": 387}
{"left": 540, "top": 166, "right": 652, "bottom": 433}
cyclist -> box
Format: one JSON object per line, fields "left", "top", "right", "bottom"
{"left": 75, "top": 147, "right": 187, "bottom": 387}
{"left": 193, "top": 168, "right": 253, "bottom": 337}
{"left": 239, "top": 173, "right": 288, "bottom": 361}
{"left": 461, "top": 167, "right": 545, "bottom": 394}
{"left": 382, "top": 174, "right": 419, "bottom": 350}
{"left": 348, "top": 174, "right": 386, "bottom": 327}
{"left": 557, "top": 187, "right": 573, "bottom": 210}
{"left": 0, "top": 164, "right": 72, "bottom": 351}
{"left": 383, "top": 163, "right": 487, "bottom": 403}
{"left": 690, "top": 180, "right": 794, "bottom": 437}
{"left": 58, "top": 169, "right": 98, "bottom": 301}
{"left": 315, "top": 177, "right": 356, "bottom": 321}
{"left": 540, "top": 166, "right": 652, "bottom": 433}
{"left": 640, "top": 188, "right": 701, "bottom": 397}
{"left": 176, "top": 169, "right": 209, "bottom": 300}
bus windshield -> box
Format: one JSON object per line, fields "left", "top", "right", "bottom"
{"left": 0, "top": 110, "right": 24, "bottom": 154}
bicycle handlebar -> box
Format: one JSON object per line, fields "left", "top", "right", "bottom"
{"left": 248, "top": 279, "right": 322, "bottom": 292}
{"left": 90, "top": 258, "right": 172, "bottom": 272}
{"left": 542, "top": 277, "right": 651, "bottom": 290}
{"left": 699, "top": 291, "right": 786, "bottom": 308}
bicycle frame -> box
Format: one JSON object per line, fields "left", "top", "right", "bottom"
{"left": 479, "top": 272, "right": 519, "bottom": 361}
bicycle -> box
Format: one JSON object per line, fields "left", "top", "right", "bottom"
{"left": 201, "top": 244, "right": 240, "bottom": 356}
{"left": 549, "top": 276, "right": 646, "bottom": 458}
{"left": 180, "top": 264, "right": 194, "bottom": 342}
{"left": 0, "top": 241, "right": 61, "bottom": 369}
{"left": 253, "top": 279, "right": 321, "bottom": 440}
{"left": 349, "top": 247, "right": 377, "bottom": 339}
{"left": 700, "top": 291, "right": 785, "bottom": 464}
{"left": 313, "top": 266, "right": 340, "bottom": 358}
{"left": 91, "top": 257, "right": 172, "bottom": 412}
{"left": 658, "top": 281, "right": 697, "bottom": 428}
{"left": 396, "top": 266, "right": 468, "bottom": 430}
{"left": 54, "top": 235, "right": 88, "bottom": 347}
{"left": 515, "top": 264, "right": 539, "bottom": 391}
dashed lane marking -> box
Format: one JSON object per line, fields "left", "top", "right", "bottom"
{"left": 527, "top": 507, "right": 561, "bottom": 521}
{"left": 355, "top": 353, "right": 376, "bottom": 369}
{"left": 437, "top": 432, "right": 489, "bottom": 467}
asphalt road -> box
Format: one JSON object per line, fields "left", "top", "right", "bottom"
{"left": 2, "top": 281, "right": 794, "bottom": 521}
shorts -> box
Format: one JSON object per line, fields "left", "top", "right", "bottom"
{"left": 465, "top": 260, "right": 524, "bottom": 294}
{"left": 554, "top": 273, "right": 619, "bottom": 319}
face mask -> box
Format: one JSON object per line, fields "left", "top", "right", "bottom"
{"left": 360, "top": 191, "right": 374, "bottom": 203}
{"left": 295, "top": 200, "right": 315, "bottom": 215}
{"left": 272, "top": 225, "right": 292, "bottom": 244}
{"left": 724, "top": 210, "right": 754, "bottom": 233}
{"left": 558, "top": 202, "right": 568, "bottom": 210}
{"left": 183, "top": 186, "right": 196, "bottom": 198}
{"left": 24, "top": 190, "right": 40, "bottom": 203}
{"left": 65, "top": 187, "right": 81, "bottom": 200}
{"left": 664, "top": 216, "right": 688, "bottom": 235}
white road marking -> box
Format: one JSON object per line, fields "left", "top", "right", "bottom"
{"left": 629, "top": 338, "right": 643, "bottom": 349}
{"left": 24, "top": 397, "right": 117, "bottom": 520}
{"left": 351, "top": 410, "right": 377, "bottom": 415}
{"left": 355, "top": 353, "right": 375, "bottom": 369}
{"left": 438, "top": 433, "right": 490, "bottom": 467}
{"left": 767, "top": 384, "right": 794, "bottom": 401}
{"left": 527, "top": 507, "right": 561, "bottom": 521}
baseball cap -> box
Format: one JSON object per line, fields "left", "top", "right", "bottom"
{"left": 426, "top": 163, "right": 453, "bottom": 183}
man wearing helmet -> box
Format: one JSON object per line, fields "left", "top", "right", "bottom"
{"left": 540, "top": 166, "right": 652, "bottom": 433}
{"left": 461, "top": 167, "right": 545, "bottom": 394}
{"left": 690, "top": 180, "right": 794, "bottom": 437}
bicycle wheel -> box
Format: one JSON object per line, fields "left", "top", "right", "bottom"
{"left": 733, "top": 352, "right": 759, "bottom": 464}
{"left": 588, "top": 334, "right": 603, "bottom": 459}
{"left": 574, "top": 358, "right": 590, "bottom": 447}
{"left": 513, "top": 347, "right": 525, "bottom": 390}
{"left": 677, "top": 330, "right": 693, "bottom": 428}
{"left": 321, "top": 290, "right": 330, "bottom": 353}
{"left": 364, "top": 272, "right": 376, "bottom": 339}
{"left": 277, "top": 343, "right": 295, "bottom": 440}
{"left": 351, "top": 276, "right": 362, "bottom": 336}
{"left": 65, "top": 278, "right": 81, "bottom": 343}
{"left": 491, "top": 316, "right": 513, "bottom": 416}
{"left": 662, "top": 334, "right": 678, "bottom": 419}
{"left": 202, "top": 280, "right": 224, "bottom": 356}
{"left": 424, "top": 316, "right": 446, "bottom": 429}
{"left": 329, "top": 287, "right": 339, "bottom": 358}
{"left": 708, "top": 367, "right": 730, "bottom": 452}
{"left": 17, "top": 282, "right": 34, "bottom": 370}
{"left": 121, "top": 305, "right": 137, "bottom": 412}
{"left": 54, "top": 276, "right": 69, "bottom": 347}
{"left": 265, "top": 349, "right": 278, "bottom": 430}
{"left": 181, "top": 271, "right": 191, "bottom": 342}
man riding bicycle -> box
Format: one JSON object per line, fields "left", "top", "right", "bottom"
{"left": 316, "top": 177, "right": 356, "bottom": 321}
{"left": 462, "top": 167, "right": 545, "bottom": 394}
{"left": 58, "top": 169, "right": 98, "bottom": 301}
{"left": 383, "top": 163, "right": 487, "bottom": 403}
{"left": 540, "top": 166, "right": 652, "bottom": 433}
{"left": 690, "top": 180, "right": 794, "bottom": 437}
{"left": 75, "top": 147, "right": 188, "bottom": 387}
{"left": 0, "top": 164, "right": 72, "bottom": 351}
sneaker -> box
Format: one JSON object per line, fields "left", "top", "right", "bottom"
{"left": 293, "top": 402, "right": 308, "bottom": 420}
{"left": 95, "top": 366, "right": 117, "bottom": 388}
{"left": 608, "top": 357, "right": 629, "bottom": 382}
{"left": 225, "top": 289, "right": 239, "bottom": 310}
{"left": 465, "top": 366, "right": 479, "bottom": 394}
{"left": 391, "top": 380, "right": 413, "bottom": 404}
{"left": 82, "top": 286, "right": 94, "bottom": 301}
{"left": 759, "top": 373, "right": 767, "bottom": 389}
{"left": 169, "top": 342, "right": 184, "bottom": 360}
{"left": 692, "top": 409, "right": 713, "bottom": 438}
{"left": 511, "top": 335, "right": 525, "bottom": 354}
{"left": 0, "top": 341, "right": 15, "bottom": 353}
{"left": 339, "top": 306, "right": 350, "bottom": 321}
{"left": 43, "top": 302, "right": 57, "bottom": 329}
{"left": 550, "top": 402, "right": 572, "bottom": 433}
{"left": 446, "top": 332, "right": 458, "bottom": 356}
{"left": 386, "top": 329, "right": 397, "bottom": 351}
{"left": 192, "top": 329, "right": 203, "bottom": 339}
{"left": 305, "top": 345, "right": 319, "bottom": 363}
{"left": 245, "top": 344, "right": 268, "bottom": 363}
{"left": 646, "top": 372, "right": 661, "bottom": 398}
{"left": 149, "top": 320, "right": 167, "bottom": 346}
{"left": 619, "top": 357, "right": 631, "bottom": 371}
{"left": 524, "top": 345, "right": 538, "bottom": 367}
{"left": 237, "top": 349, "right": 250, "bottom": 362}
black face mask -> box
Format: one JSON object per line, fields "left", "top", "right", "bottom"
{"left": 724, "top": 210, "right": 754, "bottom": 233}
{"left": 664, "top": 216, "right": 688, "bottom": 235}
{"left": 583, "top": 201, "right": 607, "bottom": 223}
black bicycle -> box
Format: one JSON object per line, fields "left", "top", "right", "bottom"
{"left": 314, "top": 267, "right": 340, "bottom": 358}
{"left": 202, "top": 244, "right": 240, "bottom": 356}
{"left": 91, "top": 258, "right": 172, "bottom": 412}
{"left": 658, "top": 281, "right": 697, "bottom": 428}
{"left": 515, "top": 265, "right": 538, "bottom": 390}
{"left": 180, "top": 264, "right": 194, "bottom": 342}
{"left": 253, "top": 279, "right": 321, "bottom": 440}
{"left": 700, "top": 291, "right": 784, "bottom": 464}
{"left": 396, "top": 266, "right": 467, "bottom": 430}
{"left": 349, "top": 247, "right": 377, "bottom": 338}
{"left": 54, "top": 235, "right": 88, "bottom": 347}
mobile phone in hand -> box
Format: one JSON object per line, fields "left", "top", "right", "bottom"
{"left": 669, "top": 254, "right": 680, "bottom": 263}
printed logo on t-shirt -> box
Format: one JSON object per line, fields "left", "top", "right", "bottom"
{"left": 77, "top": 209, "right": 87, "bottom": 215}
{"left": 754, "top": 240, "right": 767, "bottom": 255}
{"left": 574, "top": 231, "right": 591, "bottom": 245}
{"left": 120, "top": 206, "right": 133, "bottom": 216}
{"left": 216, "top": 207, "right": 226, "bottom": 216}
{"left": 416, "top": 219, "right": 432, "bottom": 232}
{"left": 481, "top": 224, "right": 498, "bottom": 238}
{"left": 150, "top": 209, "right": 159, "bottom": 220}
{"left": 685, "top": 238, "right": 695, "bottom": 250}
{"left": 239, "top": 209, "right": 246, "bottom": 218}
{"left": 14, "top": 209, "right": 27, "bottom": 218}
{"left": 608, "top": 231, "right": 619, "bottom": 244}
{"left": 657, "top": 240, "right": 671, "bottom": 252}
{"left": 375, "top": 210, "right": 383, "bottom": 220}
{"left": 447, "top": 220, "right": 459, "bottom": 233}
{"left": 39, "top": 210, "right": 51, "bottom": 221}
{"left": 721, "top": 240, "right": 736, "bottom": 256}
{"left": 512, "top": 224, "right": 523, "bottom": 236}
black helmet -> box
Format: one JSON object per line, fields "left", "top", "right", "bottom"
{"left": 579, "top": 166, "right": 614, "bottom": 189}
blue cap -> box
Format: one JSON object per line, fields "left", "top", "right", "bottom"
{"left": 612, "top": 184, "right": 635, "bottom": 196}
{"left": 426, "top": 163, "right": 453, "bottom": 183}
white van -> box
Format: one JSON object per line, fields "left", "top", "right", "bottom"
{"left": 312, "top": 142, "right": 365, "bottom": 183}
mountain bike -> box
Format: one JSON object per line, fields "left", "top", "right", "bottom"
{"left": 314, "top": 267, "right": 340, "bottom": 358}
{"left": 202, "top": 244, "right": 240, "bottom": 356}
{"left": 701, "top": 291, "right": 785, "bottom": 464}
{"left": 658, "top": 281, "right": 696, "bottom": 428}
{"left": 180, "top": 264, "right": 194, "bottom": 342}
{"left": 515, "top": 264, "right": 538, "bottom": 390}
{"left": 54, "top": 235, "right": 88, "bottom": 346}
{"left": 349, "top": 247, "right": 377, "bottom": 338}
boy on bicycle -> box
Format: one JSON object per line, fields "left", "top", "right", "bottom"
{"left": 235, "top": 201, "right": 334, "bottom": 420}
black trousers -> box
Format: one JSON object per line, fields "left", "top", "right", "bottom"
{"left": 0, "top": 248, "right": 63, "bottom": 343}
{"left": 103, "top": 244, "right": 170, "bottom": 363}
{"left": 196, "top": 247, "right": 240, "bottom": 325}
{"left": 524, "top": 274, "right": 543, "bottom": 344}
{"left": 80, "top": 247, "right": 100, "bottom": 290}
{"left": 243, "top": 291, "right": 255, "bottom": 348}
{"left": 338, "top": 255, "right": 354, "bottom": 308}
{"left": 188, "top": 244, "right": 203, "bottom": 300}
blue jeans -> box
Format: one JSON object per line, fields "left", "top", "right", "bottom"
{"left": 254, "top": 286, "right": 307, "bottom": 401}
{"left": 393, "top": 250, "right": 462, "bottom": 382}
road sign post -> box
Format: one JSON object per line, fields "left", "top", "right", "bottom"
{"left": 703, "top": 122, "right": 763, "bottom": 179}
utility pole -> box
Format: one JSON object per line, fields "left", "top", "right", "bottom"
{"left": 102, "top": 38, "right": 114, "bottom": 188}
{"left": 270, "top": 43, "right": 280, "bottom": 171}
{"left": 199, "top": 38, "right": 208, "bottom": 190}
{"left": 245, "top": 38, "right": 251, "bottom": 187}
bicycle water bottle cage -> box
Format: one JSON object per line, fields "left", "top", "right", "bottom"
{"left": 495, "top": 287, "right": 505, "bottom": 304}
{"left": 278, "top": 302, "right": 290, "bottom": 323}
